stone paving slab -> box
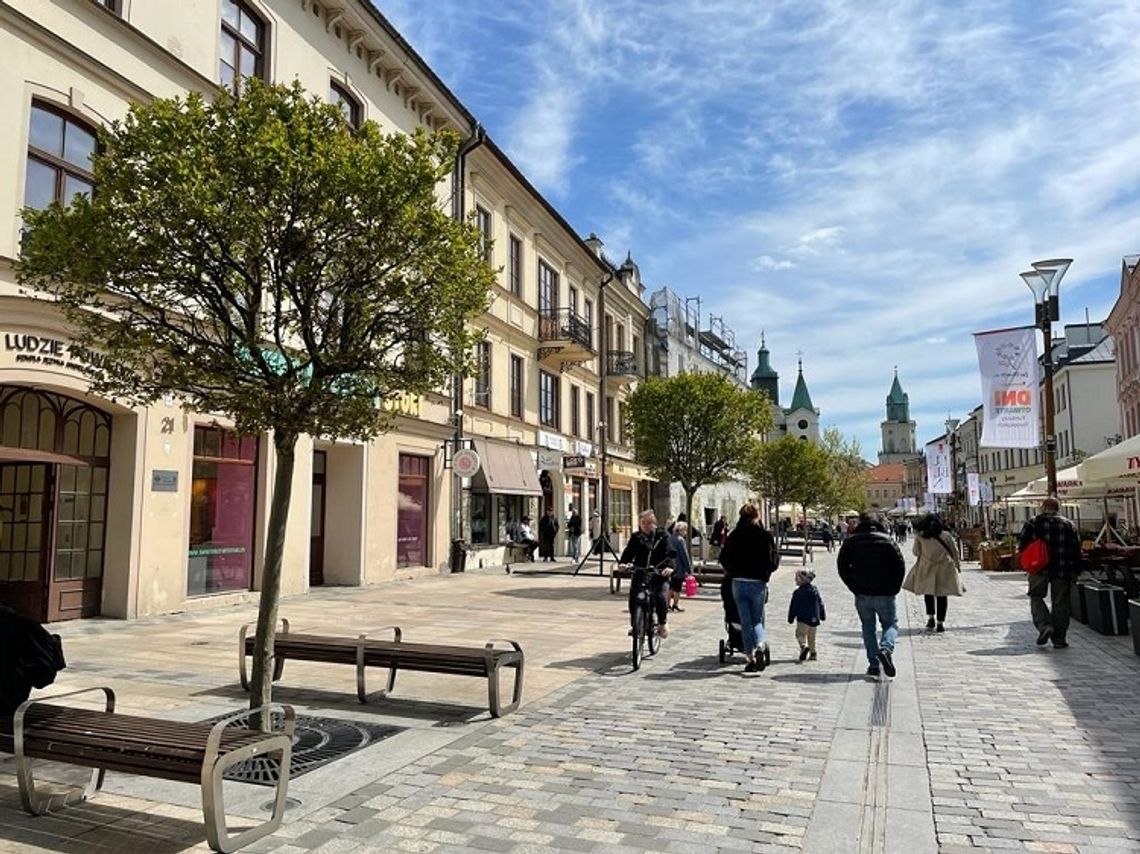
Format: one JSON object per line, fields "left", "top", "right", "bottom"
{"left": 2, "top": 553, "right": 1140, "bottom": 852}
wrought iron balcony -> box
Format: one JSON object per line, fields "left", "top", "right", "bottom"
{"left": 606, "top": 350, "right": 639, "bottom": 385}
{"left": 538, "top": 308, "right": 594, "bottom": 369}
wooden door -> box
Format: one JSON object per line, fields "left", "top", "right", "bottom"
{"left": 0, "top": 463, "right": 51, "bottom": 621}
{"left": 309, "top": 450, "right": 326, "bottom": 586}
{"left": 47, "top": 463, "right": 107, "bottom": 622}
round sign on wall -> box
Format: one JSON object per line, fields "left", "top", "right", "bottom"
{"left": 453, "top": 448, "right": 481, "bottom": 477}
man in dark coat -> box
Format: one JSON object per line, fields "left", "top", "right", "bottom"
{"left": 838, "top": 515, "right": 905, "bottom": 678}
{"left": 0, "top": 605, "right": 66, "bottom": 716}
{"left": 538, "top": 507, "right": 560, "bottom": 562}
{"left": 567, "top": 507, "right": 583, "bottom": 562}
{"left": 1019, "top": 497, "right": 1083, "bottom": 648}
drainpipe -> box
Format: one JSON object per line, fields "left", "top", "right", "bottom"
{"left": 448, "top": 124, "right": 485, "bottom": 570}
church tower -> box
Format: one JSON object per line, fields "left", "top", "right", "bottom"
{"left": 783, "top": 357, "right": 820, "bottom": 443}
{"left": 749, "top": 334, "right": 779, "bottom": 406}
{"left": 878, "top": 368, "right": 918, "bottom": 463}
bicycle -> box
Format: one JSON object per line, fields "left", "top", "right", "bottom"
{"left": 627, "top": 559, "right": 672, "bottom": 671}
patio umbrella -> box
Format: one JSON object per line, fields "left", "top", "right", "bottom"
{"left": 1080, "top": 434, "right": 1140, "bottom": 482}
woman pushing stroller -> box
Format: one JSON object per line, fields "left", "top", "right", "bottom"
{"left": 718, "top": 504, "right": 779, "bottom": 672}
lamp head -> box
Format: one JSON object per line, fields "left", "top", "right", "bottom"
{"left": 1020, "top": 269, "right": 1048, "bottom": 303}
{"left": 1031, "top": 258, "right": 1072, "bottom": 298}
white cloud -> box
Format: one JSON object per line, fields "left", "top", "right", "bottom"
{"left": 752, "top": 255, "right": 797, "bottom": 272}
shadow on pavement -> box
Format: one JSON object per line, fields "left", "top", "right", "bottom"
{"left": 190, "top": 685, "right": 484, "bottom": 723}
{"left": 768, "top": 671, "right": 865, "bottom": 685}
{"left": 0, "top": 782, "right": 205, "bottom": 853}
{"left": 545, "top": 650, "right": 632, "bottom": 676}
{"left": 492, "top": 587, "right": 616, "bottom": 602}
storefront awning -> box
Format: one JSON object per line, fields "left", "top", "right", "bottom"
{"left": 471, "top": 439, "right": 543, "bottom": 496}
{"left": 0, "top": 446, "right": 91, "bottom": 466}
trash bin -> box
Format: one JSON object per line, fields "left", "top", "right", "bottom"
{"left": 449, "top": 539, "right": 469, "bottom": 573}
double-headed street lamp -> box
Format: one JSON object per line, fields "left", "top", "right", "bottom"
{"left": 1019, "top": 258, "right": 1072, "bottom": 497}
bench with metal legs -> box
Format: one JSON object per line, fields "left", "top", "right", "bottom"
{"left": 239, "top": 622, "right": 526, "bottom": 717}
{"left": 10, "top": 686, "right": 295, "bottom": 853}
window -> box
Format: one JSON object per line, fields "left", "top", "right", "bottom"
{"left": 570, "top": 385, "right": 580, "bottom": 437}
{"left": 539, "top": 260, "right": 558, "bottom": 314}
{"left": 606, "top": 396, "right": 614, "bottom": 441}
{"left": 583, "top": 299, "right": 593, "bottom": 348}
{"left": 586, "top": 392, "right": 595, "bottom": 441}
{"left": 539, "top": 370, "right": 560, "bottom": 429}
{"left": 604, "top": 315, "right": 614, "bottom": 352}
{"left": 632, "top": 334, "right": 641, "bottom": 372}
{"left": 397, "top": 454, "right": 430, "bottom": 567}
{"left": 189, "top": 426, "right": 259, "bottom": 595}
{"left": 616, "top": 322, "right": 625, "bottom": 351}
{"left": 93, "top": 0, "right": 121, "bottom": 13}
{"left": 473, "top": 340, "right": 491, "bottom": 408}
{"left": 475, "top": 205, "right": 493, "bottom": 265}
{"left": 610, "top": 488, "right": 632, "bottom": 532}
{"left": 508, "top": 234, "right": 522, "bottom": 296}
{"left": 25, "top": 103, "right": 96, "bottom": 211}
{"left": 617, "top": 401, "right": 626, "bottom": 444}
{"left": 569, "top": 285, "right": 579, "bottom": 317}
{"left": 509, "top": 354, "right": 524, "bottom": 418}
{"left": 329, "top": 80, "right": 362, "bottom": 128}
{"left": 220, "top": 0, "right": 265, "bottom": 94}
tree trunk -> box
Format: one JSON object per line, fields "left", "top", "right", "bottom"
{"left": 801, "top": 502, "right": 809, "bottom": 566}
{"left": 248, "top": 430, "right": 298, "bottom": 730}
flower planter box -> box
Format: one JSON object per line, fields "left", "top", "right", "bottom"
{"left": 979, "top": 550, "right": 1001, "bottom": 571}
{"left": 1084, "top": 582, "right": 1129, "bottom": 636}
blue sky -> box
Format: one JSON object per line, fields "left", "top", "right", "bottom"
{"left": 378, "top": 0, "right": 1140, "bottom": 459}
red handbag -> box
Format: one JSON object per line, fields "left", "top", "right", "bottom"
{"left": 683, "top": 575, "right": 698, "bottom": 597}
{"left": 1019, "top": 538, "right": 1049, "bottom": 574}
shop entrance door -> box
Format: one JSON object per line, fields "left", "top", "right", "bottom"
{"left": 0, "top": 462, "right": 52, "bottom": 621}
{"left": 309, "top": 451, "right": 326, "bottom": 586}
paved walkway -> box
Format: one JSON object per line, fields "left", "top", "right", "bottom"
{"left": 2, "top": 552, "right": 1139, "bottom": 853}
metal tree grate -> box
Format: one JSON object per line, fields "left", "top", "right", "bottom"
{"left": 202, "top": 712, "right": 403, "bottom": 786}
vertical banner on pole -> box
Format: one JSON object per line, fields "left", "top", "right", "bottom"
{"left": 974, "top": 326, "right": 1041, "bottom": 448}
{"left": 979, "top": 479, "right": 993, "bottom": 504}
{"left": 966, "top": 472, "right": 980, "bottom": 507}
{"left": 926, "top": 440, "right": 951, "bottom": 494}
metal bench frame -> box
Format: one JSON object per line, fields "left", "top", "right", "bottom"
{"left": 239, "top": 622, "right": 525, "bottom": 717}
{"left": 12, "top": 686, "right": 295, "bottom": 853}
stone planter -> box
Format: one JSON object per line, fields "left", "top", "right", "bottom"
{"left": 1084, "top": 582, "right": 1129, "bottom": 636}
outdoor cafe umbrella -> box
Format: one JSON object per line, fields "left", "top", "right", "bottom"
{"left": 1080, "top": 434, "right": 1140, "bottom": 483}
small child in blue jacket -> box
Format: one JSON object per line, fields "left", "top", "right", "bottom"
{"left": 788, "top": 569, "right": 826, "bottom": 661}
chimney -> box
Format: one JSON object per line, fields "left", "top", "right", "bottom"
{"left": 584, "top": 232, "right": 603, "bottom": 257}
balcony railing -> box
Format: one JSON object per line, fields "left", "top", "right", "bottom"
{"left": 539, "top": 308, "right": 593, "bottom": 350}
{"left": 606, "top": 350, "right": 639, "bottom": 377}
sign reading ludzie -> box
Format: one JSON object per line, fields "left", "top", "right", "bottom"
{"left": 2, "top": 333, "right": 105, "bottom": 377}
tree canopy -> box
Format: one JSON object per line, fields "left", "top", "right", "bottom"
{"left": 625, "top": 372, "right": 772, "bottom": 528}
{"left": 17, "top": 80, "right": 494, "bottom": 717}
{"left": 818, "top": 427, "right": 870, "bottom": 517}
{"left": 745, "top": 434, "right": 828, "bottom": 522}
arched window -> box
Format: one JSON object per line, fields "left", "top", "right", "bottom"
{"left": 220, "top": 0, "right": 266, "bottom": 94}
{"left": 25, "top": 102, "right": 96, "bottom": 211}
{"left": 329, "top": 80, "right": 362, "bottom": 129}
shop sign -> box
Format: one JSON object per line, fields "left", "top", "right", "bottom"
{"left": 563, "top": 454, "right": 586, "bottom": 470}
{"left": 538, "top": 431, "right": 566, "bottom": 451}
{"left": 150, "top": 469, "right": 179, "bottom": 492}
{"left": 537, "top": 448, "right": 563, "bottom": 469}
{"left": 453, "top": 448, "right": 481, "bottom": 477}
{"left": 2, "top": 332, "right": 104, "bottom": 377}
{"left": 187, "top": 545, "right": 246, "bottom": 557}
{"left": 575, "top": 440, "right": 593, "bottom": 457}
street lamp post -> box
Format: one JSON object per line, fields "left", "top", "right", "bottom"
{"left": 1020, "top": 259, "right": 1072, "bottom": 497}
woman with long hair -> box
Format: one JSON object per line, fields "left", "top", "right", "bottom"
{"left": 902, "top": 513, "right": 964, "bottom": 631}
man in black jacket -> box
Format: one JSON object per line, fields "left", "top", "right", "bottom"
{"left": 1019, "top": 497, "right": 1082, "bottom": 648}
{"left": 838, "top": 515, "right": 906, "bottom": 678}
{"left": 620, "top": 510, "right": 675, "bottom": 639}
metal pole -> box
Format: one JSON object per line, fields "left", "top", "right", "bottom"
{"left": 598, "top": 274, "right": 610, "bottom": 577}
{"left": 1041, "top": 311, "right": 1058, "bottom": 496}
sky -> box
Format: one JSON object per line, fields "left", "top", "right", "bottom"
{"left": 377, "top": 0, "right": 1140, "bottom": 460}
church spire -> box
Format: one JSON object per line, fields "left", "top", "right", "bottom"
{"left": 789, "top": 357, "right": 815, "bottom": 412}
{"left": 886, "top": 369, "right": 909, "bottom": 422}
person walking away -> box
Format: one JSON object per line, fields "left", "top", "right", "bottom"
{"left": 620, "top": 510, "right": 675, "bottom": 638}
{"left": 903, "top": 513, "right": 963, "bottom": 632}
{"left": 712, "top": 515, "right": 728, "bottom": 548}
{"left": 516, "top": 516, "right": 539, "bottom": 561}
{"left": 788, "top": 569, "right": 826, "bottom": 661}
{"left": 838, "top": 515, "right": 905, "bottom": 678}
{"left": 667, "top": 521, "right": 692, "bottom": 612}
{"left": 718, "top": 504, "right": 778, "bottom": 673}
{"left": 567, "top": 506, "right": 583, "bottom": 561}
{"left": 1019, "top": 497, "right": 1082, "bottom": 649}
{"left": 821, "top": 525, "right": 833, "bottom": 552}
{"left": 538, "top": 507, "right": 560, "bottom": 562}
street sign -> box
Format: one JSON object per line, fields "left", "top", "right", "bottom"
{"left": 453, "top": 448, "right": 481, "bottom": 477}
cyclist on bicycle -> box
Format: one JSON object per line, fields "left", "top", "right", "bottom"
{"left": 619, "top": 509, "right": 675, "bottom": 638}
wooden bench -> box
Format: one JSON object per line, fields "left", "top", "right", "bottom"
{"left": 609, "top": 564, "right": 631, "bottom": 593}
{"left": 239, "top": 621, "right": 524, "bottom": 718}
{"left": 1, "top": 687, "right": 295, "bottom": 853}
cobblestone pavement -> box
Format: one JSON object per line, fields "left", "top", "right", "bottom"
{"left": 2, "top": 552, "right": 1140, "bottom": 853}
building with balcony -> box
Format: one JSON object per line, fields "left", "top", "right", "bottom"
{"left": 645, "top": 286, "right": 755, "bottom": 531}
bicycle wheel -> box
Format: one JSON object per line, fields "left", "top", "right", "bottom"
{"left": 646, "top": 606, "right": 660, "bottom": 656}
{"left": 631, "top": 605, "right": 643, "bottom": 670}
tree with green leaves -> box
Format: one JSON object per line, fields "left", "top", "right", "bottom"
{"left": 625, "top": 373, "right": 772, "bottom": 538}
{"left": 818, "top": 427, "right": 870, "bottom": 520}
{"left": 746, "top": 435, "right": 827, "bottom": 528}
{"left": 17, "top": 80, "right": 493, "bottom": 720}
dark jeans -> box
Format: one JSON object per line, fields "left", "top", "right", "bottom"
{"left": 1029, "top": 573, "right": 1071, "bottom": 640}
{"left": 924, "top": 595, "right": 947, "bottom": 622}
{"left": 629, "top": 573, "right": 668, "bottom": 629}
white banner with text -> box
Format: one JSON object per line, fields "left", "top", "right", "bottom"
{"left": 926, "top": 440, "right": 951, "bottom": 495}
{"left": 974, "top": 326, "right": 1041, "bottom": 449}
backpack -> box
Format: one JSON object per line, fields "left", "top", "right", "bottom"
{"left": 1019, "top": 537, "right": 1049, "bottom": 575}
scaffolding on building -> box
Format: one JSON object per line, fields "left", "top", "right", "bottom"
{"left": 648, "top": 287, "right": 748, "bottom": 384}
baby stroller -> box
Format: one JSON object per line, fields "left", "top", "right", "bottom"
{"left": 718, "top": 576, "right": 744, "bottom": 663}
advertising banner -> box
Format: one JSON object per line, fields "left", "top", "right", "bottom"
{"left": 974, "top": 326, "right": 1041, "bottom": 448}
{"left": 979, "top": 479, "right": 993, "bottom": 504}
{"left": 926, "top": 440, "right": 951, "bottom": 495}
{"left": 966, "top": 472, "right": 980, "bottom": 506}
